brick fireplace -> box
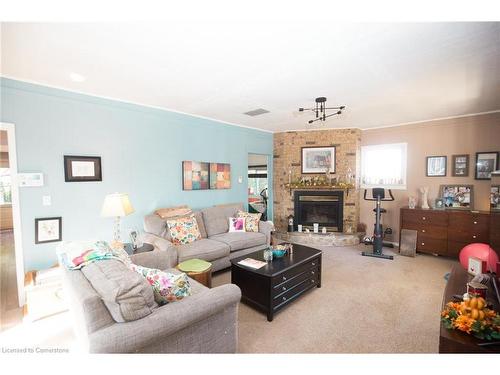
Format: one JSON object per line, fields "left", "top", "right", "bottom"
{"left": 273, "top": 129, "right": 361, "bottom": 233}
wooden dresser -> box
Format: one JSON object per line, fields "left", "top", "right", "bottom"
{"left": 400, "top": 208, "right": 493, "bottom": 258}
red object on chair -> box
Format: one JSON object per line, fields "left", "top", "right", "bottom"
{"left": 458, "top": 243, "right": 499, "bottom": 273}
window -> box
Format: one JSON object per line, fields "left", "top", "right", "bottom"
{"left": 361, "top": 143, "right": 407, "bottom": 190}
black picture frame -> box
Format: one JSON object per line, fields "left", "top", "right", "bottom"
{"left": 426, "top": 155, "right": 447, "bottom": 177}
{"left": 64, "top": 155, "right": 102, "bottom": 182}
{"left": 301, "top": 146, "right": 336, "bottom": 174}
{"left": 451, "top": 154, "right": 469, "bottom": 177}
{"left": 35, "top": 217, "right": 62, "bottom": 244}
{"left": 475, "top": 151, "right": 499, "bottom": 180}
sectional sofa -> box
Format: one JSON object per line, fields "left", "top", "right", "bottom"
{"left": 143, "top": 203, "right": 274, "bottom": 271}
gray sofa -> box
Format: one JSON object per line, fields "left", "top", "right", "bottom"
{"left": 143, "top": 203, "right": 273, "bottom": 271}
{"left": 62, "top": 250, "right": 241, "bottom": 353}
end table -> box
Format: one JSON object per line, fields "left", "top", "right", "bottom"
{"left": 124, "top": 242, "right": 154, "bottom": 255}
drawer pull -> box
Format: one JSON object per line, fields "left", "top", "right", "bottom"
{"left": 473, "top": 235, "right": 477, "bottom": 239}
{"left": 422, "top": 217, "right": 426, "bottom": 220}
{"left": 282, "top": 286, "right": 287, "bottom": 291}
{"left": 473, "top": 221, "right": 478, "bottom": 224}
{"left": 311, "top": 271, "right": 315, "bottom": 275}
{"left": 311, "top": 279, "right": 315, "bottom": 283}
{"left": 422, "top": 229, "right": 426, "bottom": 233}
{"left": 282, "top": 276, "right": 287, "bottom": 281}
{"left": 282, "top": 297, "right": 287, "bottom": 301}
{"left": 312, "top": 262, "right": 315, "bottom": 266}
{"left": 421, "top": 242, "right": 425, "bottom": 246}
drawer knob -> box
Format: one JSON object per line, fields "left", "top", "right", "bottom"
{"left": 473, "top": 235, "right": 477, "bottom": 239}
{"left": 282, "top": 297, "right": 287, "bottom": 301}
{"left": 282, "top": 276, "right": 287, "bottom": 281}
{"left": 421, "top": 242, "right": 425, "bottom": 246}
{"left": 312, "top": 262, "right": 315, "bottom": 266}
{"left": 282, "top": 286, "right": 287, "bottom": 291}
{"left": 422, "top": 229, "right": 426, "bottom": 233}
{"left": 311, "top": 271, "right": 315, "bottom": 275}
{"left": 473, "top": 221, "right": 477, "bottom": 224}
{"left": 422, "top": 217, "right": 426, "bottom": 220}
{"left": 311, "top": 279, "right": 315, "bottom": 283}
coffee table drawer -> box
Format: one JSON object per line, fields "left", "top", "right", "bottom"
{"left": 272, "top": 266, "right": 319, "bottom": 297}
{"left": 272, "top": 275, "right": 319, "bottom": 309}
{"left": 271, "top": 256, "right": 320, "bottom": 287}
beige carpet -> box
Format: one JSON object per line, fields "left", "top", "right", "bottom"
{"left": 213, "top": 244, "right": 457, "bottom": 353}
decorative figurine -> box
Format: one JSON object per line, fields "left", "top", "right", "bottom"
{"left": 420, "top": 187, "right": 430, "bottom": 209}
{"left": 408, "top": 196, "right": 417, "bottom": 209}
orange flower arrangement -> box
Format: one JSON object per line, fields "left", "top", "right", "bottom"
{"left": 441, "top": 298, "right": 500, "bottom": 340}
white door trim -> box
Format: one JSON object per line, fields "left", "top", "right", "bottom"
{"left": 0, "top": 122, "right": 25, "bottom": 307}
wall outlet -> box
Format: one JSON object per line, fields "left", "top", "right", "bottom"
{"left": 42, "top": 195, "right": 51, "bottom": 206}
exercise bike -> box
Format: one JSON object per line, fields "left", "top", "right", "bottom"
{"left": 361, "top": 188, "right": 394, "bottom": 260}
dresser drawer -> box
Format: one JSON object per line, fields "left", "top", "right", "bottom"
{"left": 272, "top": 275, "right": 319, "bottom": 309}
{"left": 448, "top": 228, "right": 489, "bottom": 244}
{"left": 416, "top": 236, "right": 447, "bottom": 255}
{"left": 449, "top": 212, "right": 489, "bottom": 232}
{"left": 271, "top": 256, "right": 320, "bottom": 287}
{"left": 402, "top": 222, "right": 447, "bottom": 240}
{"left": 272, "top": 266, "right": 318, "bottom": 297}
{"left": 402, "top": 209, "right": 448, "bottom": 227}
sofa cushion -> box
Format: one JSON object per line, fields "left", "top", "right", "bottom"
{"left": 130, "top": 264, "right": 192, "bottom": 305}
{"left": 144, "top": 211, "right": 207, "bottom": 240}
{"left": 155, "top": 205, "right": 191, "bottom": 219}
{"left": 177, "top": 238, "right": 230, "bottom": 263}
{"left": 166, "top": 214, "right": 201, "bottom": 245}
{"left": 237, "top": 211, "right": 262, "bottom": 232}
{"left": 209, "top": 232, "right": 266, "bottom": 252}
{"left": 201, "top": 203, "right": 244, "bottom": 237}
{"left": 81, "top": 259, "right": 157, "bottom": 323}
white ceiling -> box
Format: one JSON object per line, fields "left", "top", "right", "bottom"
{"left": 1, "top": 22, "right": 500, "bottom": 132}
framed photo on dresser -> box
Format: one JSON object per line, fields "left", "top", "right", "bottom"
{"left": 475, "top": 151, "right": 499, "bottom": 180}
{"left": 440, "top": 184, "right": 474, "bottom": 210}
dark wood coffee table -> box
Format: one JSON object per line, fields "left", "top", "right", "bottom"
{"left": 230, "top": 244, "right": 322, "bottom": 321}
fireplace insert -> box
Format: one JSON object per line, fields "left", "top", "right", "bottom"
{"left": 293, "top": 190, "right": 344, "bottom": 232}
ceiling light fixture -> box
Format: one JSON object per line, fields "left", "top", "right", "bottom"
{"left": 69, "top": 72, "right": 86, "bottom": 82}
{"left": 299, "top": 97, "right": 345, "bottom": 124}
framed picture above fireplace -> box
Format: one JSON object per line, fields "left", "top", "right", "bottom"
{"left": 301, "top": 146, "right": 336, "bottom": 174}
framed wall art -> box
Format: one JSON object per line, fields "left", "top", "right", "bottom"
{"left": 301, "top": 146, "right": 336, "bottom": 174}
{"left": 210, "top": 163, "right": 231, "bottom": 189}
{"left": 182, "top": 161, "right": 209, "bottom": 190}
{"left": 439, "top": 184, "right": 473, "bottom": 210}
{"left": 451, "top": 154, "right": 469, "bottom": 177}
{"left": 35, "top": 217, "right": 62, "bottom": 244}
{"left": 475, "top": 151, "right": 499, "bottom": 180}
{"left": 491, "top": 185, "right": 500, "bottom": 210}
{"left": 64, "top": 155, "right": 102, "bottom": 182}
{"left": 426, "top": 156, "right": 447, "bottom": 177}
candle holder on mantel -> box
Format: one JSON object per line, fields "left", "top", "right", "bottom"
{"left": 284, "top": 177, "right": 354, "bottom": 196}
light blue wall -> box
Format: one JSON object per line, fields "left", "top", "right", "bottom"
{"left": 0, "top": 78, "right": 273, "bottom": 271}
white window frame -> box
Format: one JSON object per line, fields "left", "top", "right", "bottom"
{"left": 361, "top": 142, "right": 408, "bottom": 190}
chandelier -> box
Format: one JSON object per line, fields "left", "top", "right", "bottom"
{"left": 298, "top": 97, "right": 345, "bottom": 124}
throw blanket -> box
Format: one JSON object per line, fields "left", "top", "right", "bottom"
{"left": 58, "top": 240, "right": 130, "bottom": 270}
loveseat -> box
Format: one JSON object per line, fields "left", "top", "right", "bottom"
{"left": 143, "top": 203, "right": 273, "bottom": 271}
{"left": 62, "top": 250, "right": 241, "bottom": 353}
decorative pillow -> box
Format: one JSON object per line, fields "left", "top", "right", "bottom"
{"left": 228, "top": 217, "right": 246, "bottom": 232}
{"left": 166, "top": 214, "right": 201, "bottom": 245}
{"left": 130, "top": 264, "right": 192, "bottom": 305}
{"left": 237, "top": 211, "right": 262, "bottom": 232}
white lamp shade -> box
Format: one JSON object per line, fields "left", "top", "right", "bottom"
{"left": 101, "top": 193, "right": 135, "bottom": 217}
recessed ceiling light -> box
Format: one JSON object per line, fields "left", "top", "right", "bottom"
{"left": 69, "top": 72, "right": 86, "bottom": 82}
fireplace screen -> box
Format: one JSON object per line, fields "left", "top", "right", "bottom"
{"left": 294, "top": 191, "right": 344, "bottom": 232}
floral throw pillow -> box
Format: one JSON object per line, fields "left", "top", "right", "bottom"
{"left": 166, "top": 214, "right": 201, "bottom": 245}
{"left": 130, "top": 264, "right": 192, "bottom": 305}
{"left": 237, "top": 211, "right": 262, "bottom": 232}
{"left": 228, "top": 217, "right": 246, "bottom": 232}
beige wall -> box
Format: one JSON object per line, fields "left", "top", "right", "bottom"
{"left": 360, "top": 112, "right": 500, "bottom": 242}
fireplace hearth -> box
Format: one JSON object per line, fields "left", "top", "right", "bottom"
{"left": 293, "top": 190, "right": 344, "bottom": 232}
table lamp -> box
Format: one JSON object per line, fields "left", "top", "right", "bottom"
{"left": 101, "top": 193, "right": 135, "bottom": 249}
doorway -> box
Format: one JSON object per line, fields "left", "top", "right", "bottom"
{"left": 247, "top": 153, "right": 269, "bottom": 221}
{"left": 0, "top": 123, "right": 24, "bottom": 332}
